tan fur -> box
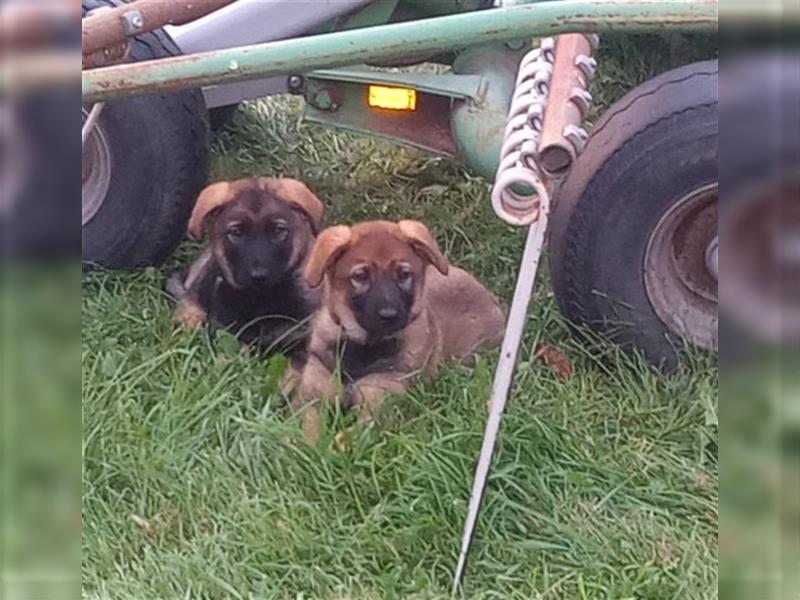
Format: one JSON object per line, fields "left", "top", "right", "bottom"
{"left": 187, "top": 177, "right": 323, "bottom": 239}
{"left": 397, "top": 219, "right": 448, "bottom": 275}
{"left": 263, "top": 178, "right": 324, "bottom": 233}
{"left": 292, "top": 220, "right": 505, "bottom": 441}
{"left": 172, "top": 298, "right": 208, "bottom": 331}
{"left": 303, "top": 225, "right": 353, "bottom": 288}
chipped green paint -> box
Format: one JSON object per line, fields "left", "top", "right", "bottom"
{"left": 82, "top": 1, "right": 717, "bottom": 102}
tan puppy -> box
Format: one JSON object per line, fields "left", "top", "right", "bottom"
{"left": 291, "top": 219, "right": 505, "bottom": 440}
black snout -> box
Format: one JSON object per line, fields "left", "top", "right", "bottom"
{"left": 378, "top": 307, "right": 399, "bottom": 322}
{"left": 250, "top": 267, "right": 270, "bottom": 281}
{"left": 350, "top": 276, "right": 413, "bottom": 338}
{"left": 226, "top": 230, "right": 292, "bottom": 289}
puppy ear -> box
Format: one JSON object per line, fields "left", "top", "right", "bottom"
{"left": 201, "top": 204, "right": 227, "bottom": 237}
{"left": 187, "top": 181, "right": 234, "bottom": 239}
{"left": 258, "top": 178, "right": 324, "bottom": 234}
{"left": 304, "top": 225, "right": 352, "bottom": 288}
{"left": 397, "top": 220, "right": 448, "bottom": 275}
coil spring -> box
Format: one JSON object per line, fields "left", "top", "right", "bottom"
{"left": 491, "top": 38, "right": 555, "bottom": 226}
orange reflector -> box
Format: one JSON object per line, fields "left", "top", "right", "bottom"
{"left": 368, "top": 85, "right": 417, "bottom": 111}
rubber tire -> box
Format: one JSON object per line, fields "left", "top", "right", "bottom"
{"left": 82, "top": 0, "right": 210, "bottom": 269}
{"left": 209, "top": 104, "right": 240, "bottom": 134}
{"left": 549, "top": 60, "right": 718, "bottom": 372}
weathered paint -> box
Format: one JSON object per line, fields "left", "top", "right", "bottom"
{"left": 82, "top": 1, "right": 717, "bottom": 102}
{"left": 450, "top": 43, "right": 530, "bottom": 180}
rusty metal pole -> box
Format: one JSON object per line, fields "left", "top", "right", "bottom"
{"left": 82, "top": 0, "right": 235, "bottom": 59}
{"left": 537, "top": 33, "right": 597, "bottom": 175}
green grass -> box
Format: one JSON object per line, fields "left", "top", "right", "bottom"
{"left": 82, "top": 36, "right": 718, "bottom": 599}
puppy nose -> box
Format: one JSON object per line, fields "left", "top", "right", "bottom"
{"left": 250, "top": 267, "right": 269, "bottom": 280}
{"left": 378, "top": 307, "right": 399, "bottom": 321}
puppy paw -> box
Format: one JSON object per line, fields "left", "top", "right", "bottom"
{"left": 300, "top": 407, "right": 322, "bottom": 443}
{"left": 280, "top": 365, "right": 302, "bottom": 397}
{"left": 352, "top": 386, "right": 386, "bottom": 425}
{"left": 172, "top": 302, "right": 207, "bottom": 331}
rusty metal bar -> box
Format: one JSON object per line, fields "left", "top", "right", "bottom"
{"left": 82, "top": 1, "right": 718, "bottom": 103}
{"left": 537, "top": 33, "right": 595, "bottom": 175}
{"left": 82, "top": 0, "right": 235, "bottom": 58}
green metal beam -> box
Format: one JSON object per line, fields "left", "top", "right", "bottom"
{"left": 83, "top": 1, "right": 717, "bottom": 103}
{"left": 308, "top": 67, "right": 484, "bottom": 100}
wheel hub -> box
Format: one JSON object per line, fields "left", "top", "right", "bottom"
{"left": 644, "top": 183, "right": 718, "bottom": 351}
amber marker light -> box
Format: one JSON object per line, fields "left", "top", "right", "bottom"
{"left": 367, "top": 85, "right": 417, "bottom": 111}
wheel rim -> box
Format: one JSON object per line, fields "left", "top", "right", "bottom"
{"left": 644, "top": 183, "right": 718, "bottom": 351}
{"left": 82, "top": 107, "right": 111, "bottom": 226}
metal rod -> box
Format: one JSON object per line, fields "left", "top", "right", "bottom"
{"left": 82, "top": 1, "right": 717, "bottom": 102}
{"left": 452, "top": 199, "right": 550, "bottom": 593}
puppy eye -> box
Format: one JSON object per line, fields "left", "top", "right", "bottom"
{"left": 349, "top": 268, "right": 370, "bottom": 287}
{"left": 227, "top": 224, "right": 244, "bottom": 239}
{"left": 396, "top": 266, "right": 413, "bottom": 284}
{"left": 272, "top": 222, "right": 288, "bottom": 239}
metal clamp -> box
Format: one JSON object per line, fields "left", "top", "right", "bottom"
{"left": 569, "top": 87, "right": 593, "bottom": 117}
{"left": 563, "top": 123, "right": 589, "bottom": 154}
{"left": 574, "top": 54, "right": 597, "bottom": 82}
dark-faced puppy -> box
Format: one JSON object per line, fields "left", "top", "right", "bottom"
{"left": 168, "top": 177, "right": 323, "bottom": 354}
{"left": 291, "top": 220, "right": 505, "bottom": 441}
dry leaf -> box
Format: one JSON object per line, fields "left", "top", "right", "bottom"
{"left": 129, "top": 514, "right": 151, "bottom": 533}
{"left": 534, "top": 342, "right": 573, "bottom": 381}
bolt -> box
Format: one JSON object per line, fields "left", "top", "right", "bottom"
{"left": 228, "top": 59, "right": 239, "bottom": 71}
{"left": 313, "top": 90, "right": 333, "bottom": 110}
{"left": 287, "top": 75, "right": 303, "bottom": 92}
{"left": 505, "top": 39, "right": 526, "bottom": 51}
{"left": 120, "top": 9, "right": 145, "bottom": 34}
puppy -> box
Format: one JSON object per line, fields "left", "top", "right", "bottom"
{"left": 167, "top": 177, "right": 323, "bottom": 354}
{"left": 291, "top": 219, "right": 505, "bottom": 440}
